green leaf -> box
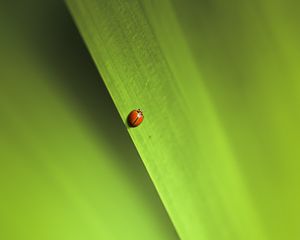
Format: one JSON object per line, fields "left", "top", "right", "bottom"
{"left": 67, "top": 0, "right": 300, "bottom": 239}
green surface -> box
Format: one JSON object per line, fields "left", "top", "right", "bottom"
{"left": 0, "top": 1, "right": 178, "bottom": 240}
{"left": 67, "top": 0, "right": 300, "bottom": 240}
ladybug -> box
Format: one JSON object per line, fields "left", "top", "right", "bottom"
{"left": 127, "top": 109, "right": 144, "bottom": 127}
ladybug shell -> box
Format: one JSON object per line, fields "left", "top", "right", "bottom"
{"left": 127, "top": 109, "right": 144, "bottom": 127}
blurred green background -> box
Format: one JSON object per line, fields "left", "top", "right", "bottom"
{"left": 0, "top": 1, "right": 178, "bottom": 239}
{"left": 173, "top": 0, "right": 300, "bottom": 238}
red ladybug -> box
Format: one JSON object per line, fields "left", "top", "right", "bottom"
{"left": 127, "top": 109, "right": 144, "bottom": 127}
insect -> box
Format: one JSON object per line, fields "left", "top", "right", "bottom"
{"left": 127, "top": 109, "right": 144, "bottom": 127}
